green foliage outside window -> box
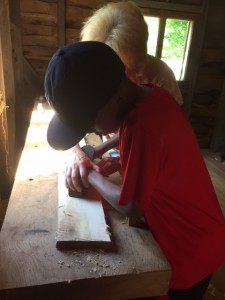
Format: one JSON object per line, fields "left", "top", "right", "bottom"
{"left": 163, "top": 19, "right": 188, "bottom": 60}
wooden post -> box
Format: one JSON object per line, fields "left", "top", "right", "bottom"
{"left": 0, "top": 0, "right": 16, "bottom": 198}
{"left": 211, "top": 79, "right": 225, "bottom": 152}
{"left": 182, "top": 0, "right": 210, "bottom": 116}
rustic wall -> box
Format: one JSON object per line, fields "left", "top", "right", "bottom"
{"left": 18, "top": 0, "right": 225, "bottom": 149}
{"left": 190, "top": 0, "right": 225, "bottom": 148}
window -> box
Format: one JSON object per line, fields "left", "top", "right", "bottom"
{"left": 144, "top": 16, "right": 193, "bottom": 81}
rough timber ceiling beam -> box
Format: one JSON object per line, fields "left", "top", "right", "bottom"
{"left": 135, "top": 0, "right": 202, "bottom": 13}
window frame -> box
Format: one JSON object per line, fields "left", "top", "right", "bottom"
{"left": 141, "top": 8, "right": 198, "bottom": 83}
{"left": 136, "top": 0, "right": 210, "bottom": 115}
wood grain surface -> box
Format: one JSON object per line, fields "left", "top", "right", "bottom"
{"left": 56, "top": 172, "right": 111, "bottom": 249}
{"left": 0, "top": 173, "right": 170, "bottom": 299}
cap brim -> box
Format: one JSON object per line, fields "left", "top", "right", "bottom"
{"left": 47, "top": 113, "right": 89, "bottom": 150}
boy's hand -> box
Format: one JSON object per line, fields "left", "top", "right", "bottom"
{"left": 97, "top": 157, "right": 121, "bottom": 176}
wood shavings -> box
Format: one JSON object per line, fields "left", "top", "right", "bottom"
{"left": 63, "top": 210, "right": 72, "bottom": 216}
{"left": 58, "top": 260, "right": 64, "bottom": 269}
{"left": 105, "top": 225, "right": 111, "bottom": 236}
{"left": 207, "top": 283, "right": 216, "bottom": 297}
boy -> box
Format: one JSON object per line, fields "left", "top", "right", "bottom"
{"left": 45, "top": 41, "right": 225, "bottom": 300}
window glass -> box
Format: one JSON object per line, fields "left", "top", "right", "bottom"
{"left": 144, "top": 16, "right": 193, "bottom": 80}
{"left": 144, "top": 16, "right": 159, "bottom": 56}
{"left": 162, "top": 19, "right": 192, "bottom": 80}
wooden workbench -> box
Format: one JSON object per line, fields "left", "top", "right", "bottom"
{"left": 0, "top": 112, "right": 171, "bottom": 300}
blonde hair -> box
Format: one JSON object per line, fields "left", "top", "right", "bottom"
{"left": 80, "top": 1, "right": 149, "bottom": 58}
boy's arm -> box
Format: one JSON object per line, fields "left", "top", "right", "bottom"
{"left": 87, "top": 170, "right": 142, "bottom": 219}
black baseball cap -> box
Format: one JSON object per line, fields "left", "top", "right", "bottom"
{"left": 45, "top": 41, "right": 125, "bottom": 150}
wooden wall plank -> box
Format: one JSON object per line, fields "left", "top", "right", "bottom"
{"left": 211, "top": 80, "right": 225, "bottom": 152}
{"left": 183, "top": 0, "right": 210, "bottom": 115}
{"left": 21, "top": 12, "right": 57, "bottom": 26}
{"left": 66, "top": 27, "right": 80, "bottom": 44}
{"left": 0, "top": 0, "right": 16, "bottom": 189}
{"left": 66, "top": 0, "right": 105, "bottom": 8}
{"left": 21, "top": 23, "right": 57, "bottom": 36}
{"left": 23, "top": 45, "right": 57, "bottom": 58}
{"left": 0, "top": 39, "right": 13, "bottom": 199}
{"left": 22, "top": 35, "right": 57, "bottom": 48}
{"left": 58, "top": 0, "right": 65, "bottom": 47}
{"left": 66, "top": 5, "right": 93, "bottom": 27}
{"left": 23, "top": 58, "right": 44, "bottom": 96}
{"left": 135, "top": 0, "right": 202, "bottom": 13}
{"left": 20, "top": 0, "right": 57, "bottom": 15}
{"left": 9, "top": 0, "right": 31, "bottom": 168}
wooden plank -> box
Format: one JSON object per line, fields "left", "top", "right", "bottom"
{"left": 20, "top": 0, "right": 57, "bottom": 15}
{"left": 0, "top": 116, "right": 170, "bottom": 298}
{"left": 66, "top": 27, "right": 80, "bottom": 44}
{"left": 0, "top": 0, "right": 16, "bottom": 188}
{"left": 0, "top": 174, "right": 171, "bottom": 299}
{"left": 0, "top": 42, "right": 12, "bottom": 199}
{"left": 66, "top": 6, "right": 93, "bottom": 26}
{"left": 211, "top": 79, "right": 225, "bottom": 152}
{"left": 156, "top": 17, "right": 166, "bottom": 58}
{"left": 21, "top": 23, "right": 57, "bottom": 36}
{"left": 67, "top": 0, "right": 104, "bottom": 8}
{"left": 21, "top": 12, "right": 57, "bottom": 26}
{"left": 183, "top": 0, "right": 210, "bottom": 115}
{"left": 23, "top": 45, "right": 57, "bottom": 58}
{"left": 56, "top": 172, "right": 111, "bottom": 249}
{"left": 23, "top": 57, "right": 44, "bottom": 96}
{"left": 135, "top": 0, "right": 203, "bottom": 13}
{"left": 22, "top": 34, "right": 57, "bottom": 47}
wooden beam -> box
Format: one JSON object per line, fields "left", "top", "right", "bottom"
{"left": 8, "top": 0, "right": 30, "bottom": 170}
{"left": 135, "top": 0, "right": 203, "bottom": 13}
{"left": 23, "top": 57, "right": 44, "bottom": 96}
{"left": 211, "top": 79, "right": 225, "bottom": 152}
{"left": 57, "top": 0, "right": 65, "bottom": 47}
{"left": 0, "top": 37, "right": 13, "bottom": 199}
{"left": 0, "top": 0, "right": 16, "bottom": 187}
{"left": 182, "top": 0, "right": 210, "bottom": 116}
{"left": 156, "top": 17, "right": 166, "bottom": 58}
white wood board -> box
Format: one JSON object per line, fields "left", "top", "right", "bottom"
{"left": 56, "top": 172, "right": 111, "bottom": 249}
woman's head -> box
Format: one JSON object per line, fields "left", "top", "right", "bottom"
{"left": 80, "top": 1, "right": 149, "bottom": 84}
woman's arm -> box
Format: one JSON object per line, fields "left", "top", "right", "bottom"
{"left": 94, "top": 132, "right": 119, "bottom": 158}
{"left": 64, "top": 144, "right": 100, "bottom": 192}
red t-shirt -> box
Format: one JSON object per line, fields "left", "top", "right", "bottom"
{"left": 118, "top": 84, "right": 225, "bottom": 289}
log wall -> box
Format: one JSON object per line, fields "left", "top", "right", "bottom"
{"left": 190, "top": 0, "right": 225, "bottom": 148}
{"left": 18, "top": 0, "right": 225, "bottom": 150}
